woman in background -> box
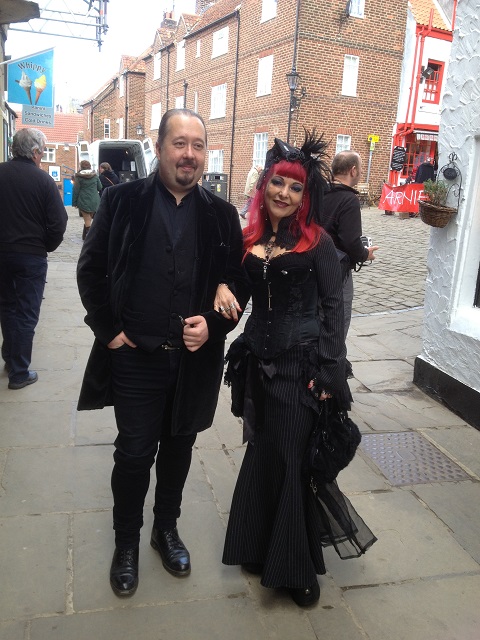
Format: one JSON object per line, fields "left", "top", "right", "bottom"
{"left": 99, "top": 162, "right": 120, "bottom": 195}
{"left": 72, "top": 160, "right": 102, "bottom": 240}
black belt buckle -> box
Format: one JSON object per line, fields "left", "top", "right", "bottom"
{"left": 161, "top": 342, "right": 180, "bottom": 351}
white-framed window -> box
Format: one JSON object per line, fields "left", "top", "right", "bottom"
{"left": 208, "top": 149, "right": 224, "bottom": 172}
{"left": 212, "top": 26, "right": 229, "bottom": 58}
{"left": 153, "top": 52, "right": 161, "bottom": 80}
{"left": 342, "top": 55, "right": 359, "bottom": 96}
{"left": 42, "top": 147, "right": 55, "bottom": 163}
{"left": 261, "top": 0, "right": 277, "bottom": 22}
{"left": 257, "top": 54, "right": 274, "bottom": 97}
{"left": 194, "top": 91, "right": 198, "bottom": 113}
{"left": 119, "top": 74, "right": 124, "bottom": 98}
{"left": 196, "top": 39, "right": 201, "bottom": 58}
{"left": 253, "top": 132, "right": 268, "bottom": 166}
{"left": 151, "top": 102, "right": 162, "bottom": 131}
{"left": 175, "top": 95, "right": 184, "bottom": 109}
{"left": 117, "top": 117, "right": 124, "bottom": 139}
{"left": 87, "top": 110, "right": 91, "bottom": 130}
{"left": 210, "top": 83, "right": 227, "bottom": 119}
{"left": 104, "top": 119, "right": 111, "bottom": 139}
{"left": 176, "top": 39, "right": 185, "bottom": 71}
{"left": 349, "top": 0, "right": 365, "bottom": 18}
{"left": 336, "top": 134, "right": 351, "bottom": 154}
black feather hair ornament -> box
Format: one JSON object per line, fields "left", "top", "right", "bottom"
{"left": 257, "top": 129, "right": 331, "bottom": 225}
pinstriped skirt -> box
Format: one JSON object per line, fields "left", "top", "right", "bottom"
{"left": 222, "top": 344, "right": 327, "bottom": 589}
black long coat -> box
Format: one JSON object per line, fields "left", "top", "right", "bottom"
{"left": 76, "top": 172, "right": 249, "bottom": 435}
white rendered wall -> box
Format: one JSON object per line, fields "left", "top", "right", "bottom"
{"left": 419, "top": 0, "right": 480, "bottom": 393}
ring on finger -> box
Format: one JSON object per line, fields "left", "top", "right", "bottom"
{"left": 229, "top": 303, "right": 235, "bottom": 309}
{"left": 219, "top": 306, "right": 225, "bottom": 312}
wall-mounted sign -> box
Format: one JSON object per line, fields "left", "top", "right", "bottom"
{"left": 390, "top": 146, "right": 407, "bottom": 171}
{"left": 49, "top": 165, "right": 61, "bottom": 181}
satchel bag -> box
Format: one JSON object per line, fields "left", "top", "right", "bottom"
{"left": 305, "top": 398, "right": 361, "bottom": 484}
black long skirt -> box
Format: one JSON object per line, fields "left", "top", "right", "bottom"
{"left": 222, "top": 344, "right": 376, "bottom": 589}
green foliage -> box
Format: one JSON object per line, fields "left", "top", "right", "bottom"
{"left": 422, "top": 179, "right": 449, "bottom": 207}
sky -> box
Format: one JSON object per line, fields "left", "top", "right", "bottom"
{"left": 5, "top": 0, "right": 196, "bottom": 108}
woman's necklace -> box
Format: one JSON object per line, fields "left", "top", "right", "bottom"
{"left": 263, "top": 234, "right": 276, "bottom": 280}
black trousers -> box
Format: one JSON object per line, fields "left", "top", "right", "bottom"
{"left": 110, "top": 345, "right": 196, "bottom": 548}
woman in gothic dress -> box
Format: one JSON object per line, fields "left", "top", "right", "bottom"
{"left": 215, "top": 133, "right": 376, "bottom": 607}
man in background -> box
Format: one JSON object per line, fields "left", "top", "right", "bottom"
{"left": 239, "top": 163, "right": 263, "bottom": 218}
{"left": 0, "top": 128, "right": 67, "bottom": 389}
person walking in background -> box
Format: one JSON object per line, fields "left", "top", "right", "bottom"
{"left": 321, "top": 151, "right": 378, "bottom": 342}
{"left": 72, "top": 160, "right": 102, "bottom": 240}
{"left": 216, "top": 134, "right": 376, "bottom": 607}
{"left": 77, "top": 109, "right": 248, "bottom": 598}
{"left": 239, "top": 163, "right": 263, "bottom": 219}
{"left": 99, "top": 162, "right": 120, "bottom": 196}
{"left": 0, "top": 128, "right": 67, "bottom": 389}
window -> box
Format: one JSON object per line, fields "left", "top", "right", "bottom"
{"left": 257, "top": 55, "right": 274, "bottom": 97}
{"left": 175, "top": 95, "right": 184, "bottom": 109}
{"left": 119, "top": 74, "right": 124, "bottom": 98}
{"left": 177, "top": 40, "right": 185, "bottom": 71}
{"left": 194, "top": 91, "right": 198, "bottom": 113}
{"left": 87, "top": 110, "right": 91, "bottom": 131}
{"left": 42, "top": 147, "right": 55, "bottom": 163}
{"left": 212, "top": 27, "right": 229, "bottom": 58}
{"left": 210, "top": 83, "right": 227, "bottom": 119}
{"left": 104, "top": 119, "right": 111, "bottom": 139}
{"left": 151, "top": 102, "right": 162, "bottom": 130}
{"left": 342, "top": 55, "right": 359, "bottom": 96}
{"left": 208, "top": 149, "right": 224, "bottom": 172}
{"left": 349, "top": 0, "right": 365, "bottom": 18}
{"left": 336, "top": 134, "right": 351, "bottom": 154}
{"left": 261, "top": 0, "right": 277, "bottom": 22}
{"left": 117, "top": 117, "right": 124, "bottom": 139}
{"left": 153, "top": 52, "right": 161, "bottom": 80}
{"left": 423, "top": 60, "right": 445, "bottom": 105}
{"left": 253, "top": 133, "right": 268, "bottom": 166}
{"left": 196, "top": 40, "right": 201, "bottom": 58}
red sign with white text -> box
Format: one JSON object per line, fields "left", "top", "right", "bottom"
{"left": 378, "top": 183, "right": 425, "bottom": 213}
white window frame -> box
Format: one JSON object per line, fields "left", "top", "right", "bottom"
{"left": 208, "top": 149, "right": 224, "bottom": 172}
{"left": 42, "top": 147, "right": 55, "bottom": 163}
{"left": 119, "top": 74, "right": 124, "bottom": 98}
{"left": 175, "top": 95, "right": 184, "bottom": 109}
{"left": 342, "top": 55, "right": 359, "bottom": 97}
{"left": 153, "top": 52, "right": 161, "bottom": 80}
{"left": 210, "top": 83, "right": 227, "bottom": 119}
{"left": 349, "top": 0, "right": 365, "bottom": 18}
{"left": 335, "top": 134, "right": 352, "bottom": 154}
{"left": 257, "top": 55, "right": 274, "bottom": 97}
{"left": 196, "top": 39, "right": 201, "bottom": 58}
{"left": 151, "top": 102, "right": 162, "bottom": 131}
{"left": 176, "top": 39, "right": 185, "bottom": 71}
{"left": 117, "top": 117, "right": 124, "bottom": 139}
{"left": 87, "top": 110, "right": 91, "bottom": 131}
{"left": 261, "top": 0, "right": 277, "bottom": 22}
{"left": 212, "top": 27, "right": 229, "bottom": 58}
{"left": 253, "top": 133, "right": 268, "bottom": 166}
{"left": 104, "top": 119, "right": 111, "bottom": 139}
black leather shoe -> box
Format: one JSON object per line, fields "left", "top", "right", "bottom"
{"left": 150, "top": 526, "right": 191, "bottom": 576}
{"left": 110, "top": 547, "right": 139, "bottom": 597}
{"left": 289, "top": 581, "right": 320, "bottom": 607}
{"left": 8, "top": 371, "right": 38, "bottom": 390}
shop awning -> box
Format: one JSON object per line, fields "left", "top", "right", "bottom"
{"left": 415, "top": 130, "right": 438, "bottom": 141}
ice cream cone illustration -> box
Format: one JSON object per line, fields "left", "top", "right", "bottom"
{"left": 34, "top": 74, "right": 47, "bottom": 105}
{"left": 15, "top": 71, "right": 32, "bottom": 104}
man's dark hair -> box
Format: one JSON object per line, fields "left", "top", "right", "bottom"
{"left": 332, "top": 151, "right": 360, "bottom": 176}
{"left": 157, "top": 108, "right": 207, "bottom": 146}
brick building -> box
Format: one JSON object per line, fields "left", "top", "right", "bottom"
{"left": 84, "top": 0, "right": 409, "bottom": 209}
{"left": 15, "top": 111, "right": 84, "bottom": 205}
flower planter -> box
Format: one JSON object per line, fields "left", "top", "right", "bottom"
{"left": 418, "top": 201, "right": 457, "bottom": 228}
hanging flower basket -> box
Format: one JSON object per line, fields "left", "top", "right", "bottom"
{"left": 418, "top": 200, "right": 457, "bottom": 228}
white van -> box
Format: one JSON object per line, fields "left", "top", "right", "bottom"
{"left": 78, "top": 138, "right": 156, "bottom": 182}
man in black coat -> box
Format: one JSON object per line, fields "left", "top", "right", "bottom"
{"left": 321, "top": 151, "right": 378, "bottom": 339}
{"left": 0, "top": 128, "right": 67, "bottom": 389}
{"left": 77, "top": 109, "right": 249, "bottom": 597}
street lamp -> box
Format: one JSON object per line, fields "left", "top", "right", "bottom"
{"left": 136, "top": 123, "right": 144, "bottom": 137}
{"left": 286, "top": 67, "right": 306, "bottom": 143}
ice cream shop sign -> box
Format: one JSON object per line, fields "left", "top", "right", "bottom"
{"left": 7, "top": 49, "right": 54, "bottom": 127}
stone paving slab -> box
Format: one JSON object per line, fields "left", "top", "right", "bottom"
{"left": 420, "top": 425, "right": 480, "bottom": 477}
{"left": 351, "top": 359, "right": 415, "bottom": 392}
{"left": 0, "top": 400, "right": 73, "bottom": 448}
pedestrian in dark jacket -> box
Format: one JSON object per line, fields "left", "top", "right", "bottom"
{"left": 0, "top": 128, "right": 67, "bottom": 389}
{"left": 77, "top": 108, "right": 249, "bottom": 598}
{"left": 99, "top": 162, "right": 119, "bottom": 195}
{"left": 72, "top": 160, "right": 102, "bottom": 240}
{"left": 321, "top": 151, "right": 379, "bottom": 339}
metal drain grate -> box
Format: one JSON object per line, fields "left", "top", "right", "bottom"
{"left": 359, "top": 431, "right": 470, "bottom": 486}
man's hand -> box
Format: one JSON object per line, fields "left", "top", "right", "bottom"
{"left": 367, "top": 245, "right": 379, "bottom": 261}
{"left": 107, "top": 331, "right": 137, "bottom": 349}
{"left": 182, "top": 315, "right": 209, "bottom": 352}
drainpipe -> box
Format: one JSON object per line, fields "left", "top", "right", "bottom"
{"left": 228, "top": 8, "right": 241, "bottom": 204}
{"left": 124, "top": 72, "right": 128, "bottom": 139}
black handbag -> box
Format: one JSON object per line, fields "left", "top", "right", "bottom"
{"left": 305, "top": 398, "right": 362, "bottom": 484}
